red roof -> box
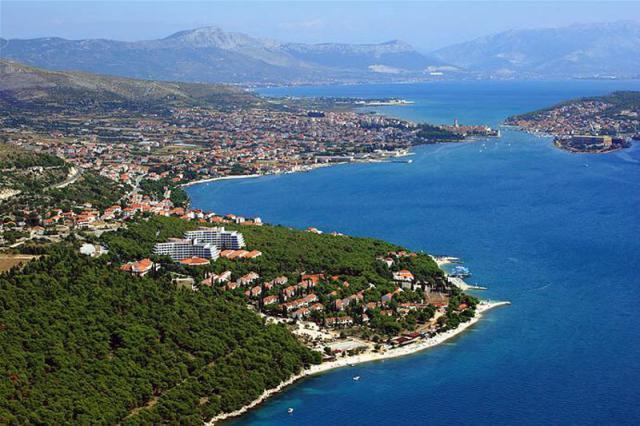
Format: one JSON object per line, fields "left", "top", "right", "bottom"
{"left": 179, "top": 257, "right": 210, "bottom": 266}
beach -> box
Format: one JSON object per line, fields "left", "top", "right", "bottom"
{"left": 206, "top": 300, "right": 509, "bottom": 425}
{"left": 181, "top": 174, "right": 262, "bottom": 187}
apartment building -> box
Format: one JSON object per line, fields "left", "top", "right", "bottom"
{"left": 153, "top": 238, "right": 220, "bottom": 261}
{"left": 184, "top": 227, "right": 246, "bottom": 249}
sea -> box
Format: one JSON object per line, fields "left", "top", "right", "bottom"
{"left": 187, "top": 80, "right": 640, "bottom": 425}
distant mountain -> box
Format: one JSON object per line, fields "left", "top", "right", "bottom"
{"left": 433, "top": 21, "right": 640, "bottom": 79}
{"left": 281, "top": 40, "right": 447, "bottom": 74}
{"left": 0, "top": 27, "right": 446, "bottom": 85}
{"left": 0, "top": 59, "right": 260, "bottom": 112}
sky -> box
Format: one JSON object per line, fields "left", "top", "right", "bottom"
{"left": 2, "top": 1, "right": 640, "bottom": 50}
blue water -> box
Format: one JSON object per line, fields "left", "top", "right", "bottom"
{"left": 188, "top": 81, "right": 640, "bottom": 425}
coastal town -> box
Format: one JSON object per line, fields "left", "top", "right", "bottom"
{"left": 0, "top": 62, "right": 507, "bottom": 425}
{"left": 505, "top": 91, "right": 640, "bottom": 152}
{"left": 0, "top": 123, "right": 506, "bottom": 364}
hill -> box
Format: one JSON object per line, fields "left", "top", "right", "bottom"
{"left": 0, "top": 242, "right": 319, "bottom": 425}
{"left": 0, "top": 143, "right": 126, "bottom": 224}
{"left": 0, "top": 212, "right": 452, "bottom": 424}
{"left": 0, "top": 27, "right": 449, "bottom": 85}
{"left": 433, "top": 21, "right": 640, "bottom": 79}
{"left": 0, "top": 59, "right": 260, "bottom": 112}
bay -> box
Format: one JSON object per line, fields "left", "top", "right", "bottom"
{"left": 188, "top": 80, "right": 640, "bottom": 425}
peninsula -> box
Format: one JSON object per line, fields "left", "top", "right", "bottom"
{"left": 0, "top": 60, "right": 507, "bottom": 425}
{"left": 505, "top": 91, "right": 640, "bottom": 153}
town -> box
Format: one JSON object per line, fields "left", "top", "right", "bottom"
{"left": 505, "top": 91, "right": 640, "bottom": 152}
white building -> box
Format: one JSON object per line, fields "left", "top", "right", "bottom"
{"left": 154, "top": 238, "right": 220, "bottom": 261}
{"left": 184, "top": 227, "right": 246, "bottom": 249}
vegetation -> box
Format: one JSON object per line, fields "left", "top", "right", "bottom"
{"left": 415, "top": 123, "right": 464, "bottom": 143}
{"left": 103, "top": 216, "right": 443, "bottom": 284}
{"left": 102, "top": 217, "right": 449, "bottom": 337}
{"left": 508, "top": 91, "right": 640, "bottom": 123}
{"left": 0, "top": 143, "right": 127, "bottom": 219}
{"left": 139, "top": 179, "right": 189, "bottom": 208}
{"left": 0, "top": 243, "right": 319, "bottom": 425}
{"left": 0, "top": 144, "right": 69, "bottom": 193}
{"left": 0, "top": 59, "right": 262, "bottom": 114}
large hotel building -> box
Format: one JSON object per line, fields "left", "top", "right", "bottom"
{"left": 153, "top": 227, "right": 245, "bottom": 261}
{"left": 184, "top": 227, "right": 246, "bottom": 250}
{"left": 153, "top": 238, "right": 220, "bottom": 261}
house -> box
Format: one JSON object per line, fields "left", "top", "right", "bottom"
{"left": 250, "top": 285, "right": 262, "bottom": 297}
{"left": 393, "top": 269, "right": 414, "bottom": 283}
{"left": 245, "top": 250, "right": 262, "bottom": 259}
{"left": 120, "top": 258, "right": 155, "bottom": 276}
{"left": 282, "top": 285, "right": 298, "bottom": 300}
{"left": 201, "top": 270, "right": 232, "bottom": 286}
{"left": 310, "top": 303, "right": 324, "bottom": 312}
{"left": 267, "top": 276, "right": 288, "bottom": 287}
{"left": 79, "top": 243, "right": 108, "bottom": 258}
{"left": 302, "top": 294, "right": 318, "bottom": 304}
{"left": 292, "top": 307, "right": 310, "bottom": 319}
{"left": 378, "top": 257, "right": 394, "bottom": 268}
{"left": 325, "top": 316, "right": 353, "bottom": 327}
{"left": 301, "top": 273, "right": 324, "bottom": 284}
{"left": 237, "top": 272, "right": 260, "bottom": 286}
{"left": 263, "top": 295, "right": 279, "bottom": 306}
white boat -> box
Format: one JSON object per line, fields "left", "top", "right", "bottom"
{"left": 288, "top": 408, "right": 294, "bottom": 414}
{"left": 353, "top": 376, "right": 360, "bottom": 381}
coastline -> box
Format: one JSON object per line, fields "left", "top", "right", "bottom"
{"left": 181, "top": 151, "right": 415, "bottom": 189}
{"left": 181, "top": 174, "right": 262, "bottom": 187}
{"left": 206, "top": 299, "right": 509, "bottom": 425}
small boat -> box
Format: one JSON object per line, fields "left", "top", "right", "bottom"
{"left": 353, "top": 376, "right": 360, "bottom": 381}
{"left": 288, "top": 408, "right": 294, "bottom": 414}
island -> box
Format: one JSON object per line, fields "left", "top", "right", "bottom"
{"left": 0, "top": 60, "right": 508, "bottom": 425}
{"left": 505, "top": 91, "right": 640, "bottom": 153}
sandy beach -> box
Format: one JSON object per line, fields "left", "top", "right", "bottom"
{"left": 206, "top": 299, "right": 509, "bottom": 425}
{"left": 183, "top": 150, "right": 416, "bottom": 190}
{"left": 181, "top": 174, "right": 262, "bottom": 187}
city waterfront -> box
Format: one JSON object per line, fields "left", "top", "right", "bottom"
{"left": 188, "top": 81, "right": 640, "bottom": 425}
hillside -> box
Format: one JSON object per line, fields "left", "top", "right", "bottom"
{"left": 0, "top": 60, "right": 260, "bottom": 112}
{"left": 0, "top": 213, "right": 453, "bottom": 424}
{"left": 0, "top": 27, "right": 448, "bottom": 84}
{"left": 433, "top": 21, "right": 640, "bottom": 79}
{"left": 508, "top": 91, "right": 640, "bottom": 122}
{"left": 0, "top": 242, "right": 319, "bottom": 425}
{"left": 0, "top": 143, "right": 126, "bottom": 221}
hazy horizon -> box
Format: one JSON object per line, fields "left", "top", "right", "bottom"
{"left": 2, "top": 1, "right": 640, "bottom": 51}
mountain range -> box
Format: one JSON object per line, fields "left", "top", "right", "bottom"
{"left": 433, "top": 21, "right": 640, "bottom": 79}
{"left": 1, "top": 21, "right": 639, "bottom": 85}
{"left": 0, "top": 27, "right": 448, "bottom": 85}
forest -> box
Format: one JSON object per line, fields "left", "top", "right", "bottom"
{"left": 0, "top": 241, "right": 319, "bottom": 425}
{"left": 101, "top": 216, "right": 449, "bottom": 336}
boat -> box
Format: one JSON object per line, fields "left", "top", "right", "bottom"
{"left": 353, "top": 376, "right": 360, "bottom": 381}
{"left": 288, "top": 408, "right": 294, "bottom": 414}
